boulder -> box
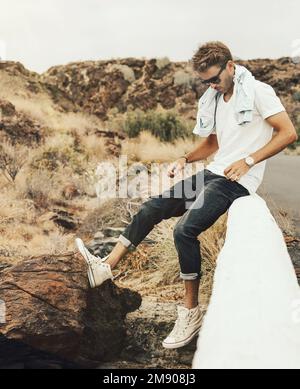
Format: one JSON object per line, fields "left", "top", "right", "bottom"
{"left": 0, "top": 253, "right": 141, "bottom": 367}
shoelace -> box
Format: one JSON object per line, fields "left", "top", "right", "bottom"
{"left": 86, "top": 249, "right": 108, "bottom": 266}
{"left": 170, "top": 312, "right": 193, "bottom": 337}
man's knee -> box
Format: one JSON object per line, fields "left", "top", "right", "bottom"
{"left": 135, "top": 198, "right": 163, "bottom": 225}
{"left": 173, "top": 217, "right": 207, "bottom": 242}
{"left": 173, "top": 222, "right": 194, "bottom": 242}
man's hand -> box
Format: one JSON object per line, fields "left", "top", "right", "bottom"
{"left": 224, "top": 159, "right": 251, "bottom": 181}
{"left": 167, "top": 157, "right": 186, "bottom": 178}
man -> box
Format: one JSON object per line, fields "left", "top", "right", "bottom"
{"left": 76, "top": 41, "right": 298, "bottom": 349}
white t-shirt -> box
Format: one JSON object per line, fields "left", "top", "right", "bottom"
{"left": 205, "top": 80, "right": 286, "bottom": 194}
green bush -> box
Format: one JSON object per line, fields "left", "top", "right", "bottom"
{"left": 293, "top": 91, "right": 300, "bottom": 102}
{"left": 123, "top": 110, "right": 191, "bottom": 143}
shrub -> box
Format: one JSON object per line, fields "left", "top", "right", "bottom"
{"left": 33, "top": 145, "right": 87, "bottom": 174}
{"left": 0, "top": 141, "right": 28, "bottom": 183}
{"left": 173, "top": 70, "right": 195, "bottom": 87}
{"left": 19, "top": 169, "right": 57, "bottom": 208}
{"left": 293, "top": 91, "right": 300, "bottom": 102}
{"left": 30, "top": 134, "right": 88, "bottom": 174}
{"left": 109, "top": 64, "right": 136, "bottom": 83}
{"left": 156, "top": 57, "right": 171, "bottom": 70}
{"left": 123, "top": 110, "right": 190, "bottom": 143}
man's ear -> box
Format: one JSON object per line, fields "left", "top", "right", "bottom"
{"left": 227, "top": 60, "right": 235, "bottom": 74}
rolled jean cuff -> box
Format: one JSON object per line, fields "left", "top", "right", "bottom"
{"left": 180, "top": 272, "right": 201, "bottom": 281}
{"left": 118, "top": 234, "right": 136, "bottom": 251}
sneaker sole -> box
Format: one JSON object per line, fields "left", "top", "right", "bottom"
{"left": 87, "top": 267, "right": 96, "bottom": 289}
{"left": 75, "top": 238, "right": 93, "bottom": 266}
{"left": 162, "top": 325, "right": 201, "bottom": 349}
{"left": 75, "top": 238, "right": 96, "bottom": 288}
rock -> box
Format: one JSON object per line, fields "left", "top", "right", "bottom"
{"left": 62, "top": 183, "right": 80, "bottom": 200}
{"left": 38, "top": 209, "right": 79, "bottom": 232}
{"left": 0, "top": 99, "right": 16, "bottom": 116}
{"left": 0, "top": 262, "right": 11, "bottom": 271}
{"left": 118, "top": 297, "right": 198, "bottom": 368}
{"left": 103, "top": 227, "right": 125, "bottom": 238}
{"left": 94, "top": 231, "right": 105, "bottom": 240}
{"left": 157, "top": 88, "right": 177, "bottom": 109}
{"left": 1, "top": 57, "right": 299, "bottom": 129}
{"left": 0, "top": 253, "right": 141, "bottom": 367}
{"left": 50, "top": 209, "right": 78, "bottom": 230}
{"left": 40, "top": 57, "right": 300, "bottom": 124}
{"left": 0, "top": 335, "right": 78, "bottom": 369}
{"left": 0, "top": 61, "right": 79, "bottom": 113}
{"left": 0, "top": 98, "right": 43, "bottom": 146}
{"left": 87, "top": 237, "right": 120, "bottom": 258}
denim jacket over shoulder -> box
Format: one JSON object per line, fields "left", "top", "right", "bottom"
{"left": 192, "top": 64, "right": 256, "bottom": 137}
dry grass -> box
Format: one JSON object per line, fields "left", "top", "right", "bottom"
{"left": 23, "top": 230, "right": 74, "bottom": 257}
{"left": 0, "top": 172, "right": 88, "bottom": 261}
{"left": 261, "top": 192, "right": 295, "bottom": 236}
{"left": 16, "top": 167, "right": 62, "bottom": 208}
{"left": 121, "top": 130, "right": 199, "bottom": 163}
{"left": 0, "top": 69, "right": 106, "bottom": 140}
{"left": 115, "top": 211, "right": 228, "bottom": 307}
{"left": 76, "top": 198, "right": 133, "bottom": 239}
{"left": 8, "top": 95, "right": 105, "bottom": 135}
{"left": 0, "top": 228, "right": 74, "bottom": 261}
{"left": 80, "top": 134, "right": 107, "bottom": 162}
{"left": 0, "top": 187, "right": 35, "bottom": 224}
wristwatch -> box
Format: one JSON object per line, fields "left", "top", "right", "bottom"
{"left": 245, "top": 156, "right": 255, "bottom": 167}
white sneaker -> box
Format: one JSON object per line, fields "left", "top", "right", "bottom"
{"left": 75, "top": 238, "right": 113, "bottom": 288}
{"left": 162, "top": 305, "right": 203, "bottom": 349}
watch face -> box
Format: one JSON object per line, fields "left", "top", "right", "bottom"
{"left": 246, "top": 157, "right": 254, "bottom": 165}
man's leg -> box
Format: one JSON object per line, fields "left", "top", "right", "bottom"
{"left": 76, "top": 170, "right": 205, "bottom": 287}
{"left": 104, "top": 170, "right": 206, "bottom": 269}
{"left": 174, "top": 177, "right": 249, "bottom": 283}
{"left": 162, "top": 175, "right": 250, "bottom": 348}
{"left": 103, "top": 195, "right": 188, "bottom": 269}
{"left": 104, "top": 241, "right": 128, "bottom": 269}
{"left": 173, "top": 188, "right": 231, "bottom": 310}
{"left": 184, "top": 279, "right": 200, "bottom": 309}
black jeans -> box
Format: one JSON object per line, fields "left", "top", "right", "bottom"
{"left": 118, "top": 169, "right": 250, "bottom": 280}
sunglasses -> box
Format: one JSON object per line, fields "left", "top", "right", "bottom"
{"left": 200, "top": 62, "right": 228, "bottom": 85}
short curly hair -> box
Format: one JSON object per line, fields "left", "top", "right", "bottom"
{"left": 191, "top": 41, "right": 233, "bottom": 72}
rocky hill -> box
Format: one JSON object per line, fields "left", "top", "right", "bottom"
{"left": 1, "top": 56, "right": 299, "bottom": 128}
{"left": 40, "top": 56, "right": 300, "bottom": 123}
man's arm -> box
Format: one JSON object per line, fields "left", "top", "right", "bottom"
{"left": 249, "top": 111, "right": 298, "bottom": 164}
{"left": 185, "top": 134, "right": 219, "bottom": 162}
{"left": 224, "top": 111, "right": 298, "bottom": 180}
{"left": 167, "top": 134, "right": 218, "bottom": 177}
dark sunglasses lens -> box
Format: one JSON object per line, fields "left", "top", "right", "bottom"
{"left": 202, "top": 63, "right": 226, "bottom": 85}
{"left": 203, "top": 77, "right": 219, "bottom": 85}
